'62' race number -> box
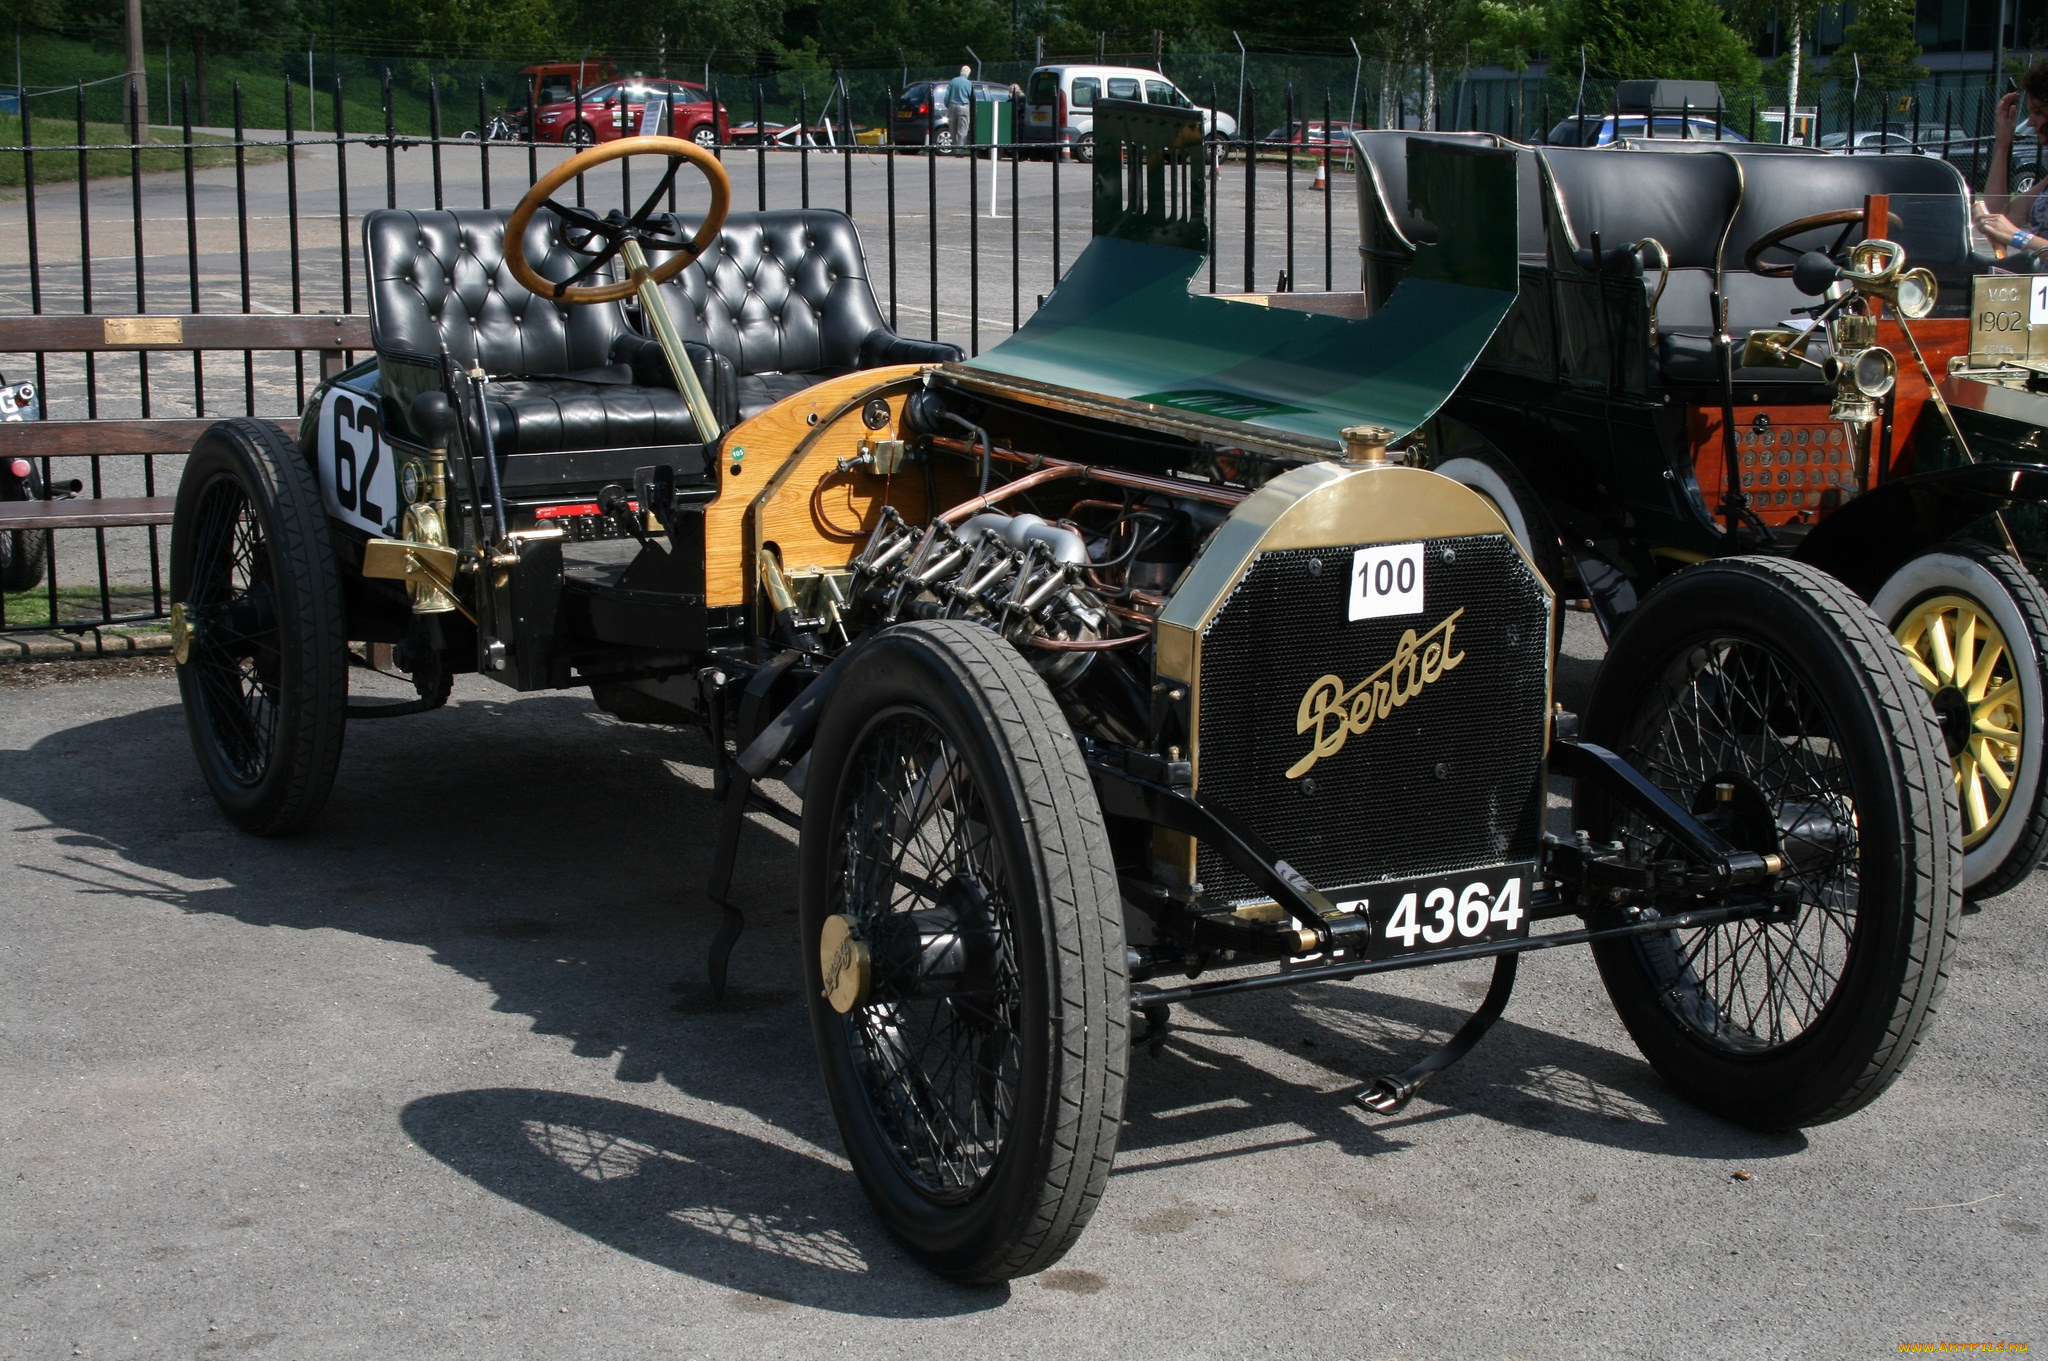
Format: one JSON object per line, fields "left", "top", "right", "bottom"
{"left": 316, "top": 385, "right": 396, "bottom": 536}
{"left": 1335, "top": 865, "right": 1530, "bottom": 957}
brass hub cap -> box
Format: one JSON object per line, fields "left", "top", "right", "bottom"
{"left": 168, "top": 601, "right": 193, "bottom": 666}
{"left": 819, "top": 913, "right": 871, "bottom": 1014}
{"left": 1894, "top": 594, "right": 2023, "bottom": 848}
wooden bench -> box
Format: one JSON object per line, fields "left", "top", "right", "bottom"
{"left": 0, "top": 314, "right": 373, "bottom": 532}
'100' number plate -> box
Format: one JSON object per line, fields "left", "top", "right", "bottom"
{"left": 1333, "top": 864, "right": 1532, "bottom": 957}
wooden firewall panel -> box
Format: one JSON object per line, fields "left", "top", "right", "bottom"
{"left": 1687, "top": 316, "right": 1971, "bottom": 525}
{"left": 699, "top": 367, "right": 924, "bottom": 608}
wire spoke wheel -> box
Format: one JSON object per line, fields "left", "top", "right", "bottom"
{"left": 1611, "top": 639, "right": 1859, "bottom": 1052}
{"left": 833, "top": 707, "right": 1024, "bottom": 1201}
{"left": 171, "top": 419, "right": 347, "bottom": 836}
{"left": 801, "top": 621, "right": 1126, "bottom": 1282}
{"left": 1577, "top": 558, "right": 1958, "bottom": 1129}
{"left": 181, "top": 474, "right": 283, "bottom": 784}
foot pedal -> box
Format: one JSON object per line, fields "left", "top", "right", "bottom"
{"left": 1356, "top": 1073, "right": 1427, "bottom": 1114}
{"left": 1353, "top": 954, "right": 1519, "bottom": 1117}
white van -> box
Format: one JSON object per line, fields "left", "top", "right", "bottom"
{"left": 1019, "top": 65, "right": 1237, "bottom": 160}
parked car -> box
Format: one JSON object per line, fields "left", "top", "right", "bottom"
{"left": 1817, "top": 126, "right": 1946, "bottom": 156}
{"left": 1018, "top": 64, "right": 1236, "bottom": 160}
{"left": 1263, "top": 119, "right": 1363, "bottom": 148}
{"left": 164, "top": 111, "right": 1961, "bottom": 1284}
{"left": 503, "top": 59, "right": 614, "bottom": 139}
{"left": 1545, "top": 113, "right": 1750, "bottom": 145}
{"left": 527, "top": 77, "right": 728, "bottom": 147}
{"left": 1359, "top": 129, "right": 2048, "bottom": 900}
{"left": 891, "top": 79, "right": 1012, "bottom": 147}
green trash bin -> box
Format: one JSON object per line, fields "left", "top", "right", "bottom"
{"left": 971, "top": 97, "right": 1013, "bottom": 147}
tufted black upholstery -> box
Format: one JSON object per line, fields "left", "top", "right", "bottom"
{"left": 365, "top": 207, "right": 715, "bottom": 456}
{"left": 1531, "top": 145, "right": 1980, "bottom": 388}
{"left": 642, "top": 210, "right": 962, "bottom": 422}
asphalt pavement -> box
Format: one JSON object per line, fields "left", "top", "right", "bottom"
{"left": 3, "top": 613, "right": 2044, "bottom": 1359}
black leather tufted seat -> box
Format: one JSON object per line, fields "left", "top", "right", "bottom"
{"left": 365, "top": 207, "right": 722, "bottom": 460}
{"left": 639, "top": 210, "right": 962, "bottom": 423}
{"left": 1537, "top": 145, "right": 1982, "bottom": 388}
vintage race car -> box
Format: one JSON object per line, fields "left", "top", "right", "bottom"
{"left": 169, "top": 105, "right": 1962, "bottom": 1282}
{"left": 1354, "top": 131, "right": 2048, "bottom": 902}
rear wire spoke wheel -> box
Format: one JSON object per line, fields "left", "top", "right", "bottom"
{"left": 801, "top": 621, "right": 1127, "bottom": 1283}
{"left": 1576, "top": 557, "right": 1960, "bottom": 1129}
{"left": 1873, "top": 543, "right": 2048, "bottom": 900}
{"left": 171, "top": 418, "right": 347, "bottom": 835}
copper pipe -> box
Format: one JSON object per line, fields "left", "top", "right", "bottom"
{"left": 937, "top": 463, "right": 1089, "bottom": 523}
{"left": 926, "top": 435, "right": 1248, "bottom": 513}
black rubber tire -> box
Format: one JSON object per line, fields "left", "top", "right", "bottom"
{"left": 1073, "top": 132, "right": 1093, "bottom": 164}
{"left": 0, "top": 527, "right": 46, "bottom": 593}
{"left": 1431, "top": 449, "right": 1567, "bottom": 653}
{"left": 691, "top": 125, "right": 718, "bottom": 149}
{"left": 563, "top": 121, "right": 595, "bottom": 146}
{"left": 931, "top": 126, "right": 955, "bottom": 149}
{"left": 171, "top": 418, "right": 348, "bottom": 835}
{"left": 1871, "top": 542, "right": 2048, "bottom": 902}
{"left": 1576, "top": 556, "right": 1961, "bottom": 1130}
{"left": 800, "top": 620, "right": 1128, "bottom": 1283}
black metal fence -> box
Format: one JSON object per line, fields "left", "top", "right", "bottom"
{"left": 0, "top": 77, "right": 1359, "bottom": 637}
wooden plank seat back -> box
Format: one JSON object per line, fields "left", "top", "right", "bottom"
{"left": 0, "top": 313, "right": 370, "bottom": 531}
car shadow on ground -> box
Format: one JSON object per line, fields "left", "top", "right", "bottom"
{"left": 1, "top": 680, "right": 1799, "bottom": 1312}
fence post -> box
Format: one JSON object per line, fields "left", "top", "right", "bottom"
{"left": 1284, "top": 84, "right": 1295, "bottom": 292}
{"left": 1323, "top": 87, "right": 1333, "bottom": 290}
{"left": 334, "top": 76, "right": 351, "bottom": 314}
{"left": 383, "top": 68, "right": 396, "bottom": 208}
{"left": 429, "top": 76, "right": 443, "bottom": 209}
{"left": 234, "top": 82, "right": 254, "bottom": 415}
{"left": 1244, "top": 82, "right": 1256, "bottom": 293}
{"left": 477, "top": 81, "right": 490, "bottom": 210}
{"left": 799, "top": 83, "right": 810, "bottom": 207}
{"left": 285, "top": 75, "right": 307, "bottom": 407}
{"left": 755, "top": 79, "right": 767, "bottom": 211}
{"left": 885, "top": 83, "right": 898, "bottom": 327}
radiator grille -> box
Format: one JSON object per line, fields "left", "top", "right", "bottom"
{"left": 1194, "top": 533, "right": 1550, "bottom": 907}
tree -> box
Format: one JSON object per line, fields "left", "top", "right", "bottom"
{"left": 1551, "top": 0, "right": 1761, "bottom": 85}
{"left": 1827, "top": 0, "right": 1926, "bottom": 95}
{"left": 145, "top": 0, "right": 299, "bottom": 125}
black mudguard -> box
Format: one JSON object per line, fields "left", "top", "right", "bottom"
{"left": 1793, "top": 460, "right": 2048, "bottom": 599}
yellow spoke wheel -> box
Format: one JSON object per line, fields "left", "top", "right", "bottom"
{"left": 1894, "top": 593, "right": 2023, "bottom": 849}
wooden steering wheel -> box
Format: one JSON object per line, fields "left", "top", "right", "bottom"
{"left": 503, "top": 136, "right": 732, "bottom": 305}
{"left": 1743, "top": 206, "right": 1906, "bottom": 278}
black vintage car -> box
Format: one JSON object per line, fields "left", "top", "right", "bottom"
{"left": 1355, "top": 129, "right": 2048, "bottom": 902}
{"left": 169, "top": 112, "right": 1961, "bottom": 1282}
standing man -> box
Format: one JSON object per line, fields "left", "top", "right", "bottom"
{"left": 946, "top": 65, "right": 973, "bottom": 152}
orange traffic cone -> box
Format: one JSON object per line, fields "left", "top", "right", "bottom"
{"left": 1312, "top": 158, "right": 1328, "bottom": 191}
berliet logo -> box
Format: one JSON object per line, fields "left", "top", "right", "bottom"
{"left": 1287, "top": 607, "right": 1467, "bottom": 779}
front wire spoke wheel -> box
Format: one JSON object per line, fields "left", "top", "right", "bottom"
{"left": 1577, "top": 557, "right": 1959, "bottom": 1130}
{"left": 801, "top": 622, "right": 1126, "bottom": 1282}
{"left": 1621, "top": 639, "right": 1857, "bottom": 1052}
{"left": 837, "top": 711, "right": 1022, "bottom": 1200}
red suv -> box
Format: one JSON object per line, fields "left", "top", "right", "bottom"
{"left": 530, "top": 78, "right": 730, "bottom": 148}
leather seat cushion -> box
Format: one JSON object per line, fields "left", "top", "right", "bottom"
{"left": 737, "top": 369, "right": 853, "bottom": 422}
{"left": 484, "top": 376, "right": 699, "bottom": 454}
